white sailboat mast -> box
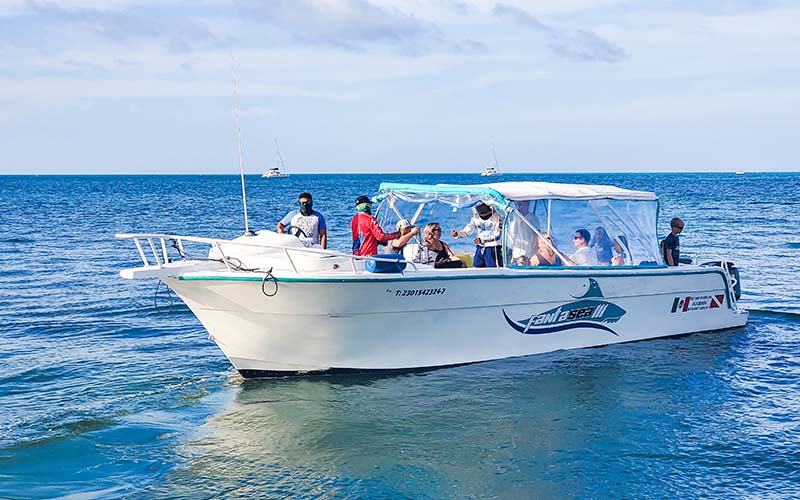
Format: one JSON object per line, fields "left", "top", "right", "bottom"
{"left": 275, "top": 139, "right": 287, "bottom": 174}
{"left": 491, "top": 143, "right": 500, "bottom": 172}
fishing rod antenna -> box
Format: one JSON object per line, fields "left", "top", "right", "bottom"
{"left": 230, "top": 54, "right": 255, "bottom": 237}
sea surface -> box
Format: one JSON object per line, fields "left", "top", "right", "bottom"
{"left": 1, "top": 172, "right": 799, "bottom": 499}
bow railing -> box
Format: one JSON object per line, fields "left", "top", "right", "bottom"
{"left": 115, "top": 233, "right": 420, "bottom": 276}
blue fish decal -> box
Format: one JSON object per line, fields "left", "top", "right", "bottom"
{"left": 503, "top": 280, "right": 626, "bottom": 336}
{"left": 572, "top": 278, "right": 604, "bottom": 299}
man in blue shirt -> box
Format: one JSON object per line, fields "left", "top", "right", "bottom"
{"left": 277, "top": 192, "right": 327, "bottom": 248}
{"left": 662, "top": 217, "right": 684, "bottom": 266}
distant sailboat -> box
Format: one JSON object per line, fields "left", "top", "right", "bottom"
{"left": 262, "top": 139, "right": 289, "bottom": 178}
{"left": 480, "top": 144, "right": 502, "bottom": 177}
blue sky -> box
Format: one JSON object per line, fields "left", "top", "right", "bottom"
{"left": 1, "top": 0, "right": 798, "bottom": 174}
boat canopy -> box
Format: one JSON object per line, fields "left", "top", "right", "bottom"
{"left": 377, "top": 183, "right": 512, "bottom": 211}
{"left": 379, "top": 181, "right": 657, "bottom": 205}
{"left": 376, "top": 181, "right": 664, "bottom": 267}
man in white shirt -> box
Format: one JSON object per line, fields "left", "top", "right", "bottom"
{"left": 569, "top": 228, "right": 598, "bottom": 266}
{"left": 451, "top": 202, "right": 503, "bottom": 267}
{"left": 276, "top": 192, "right": 327, "bottom": 248}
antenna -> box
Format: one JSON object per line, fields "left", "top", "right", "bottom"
{"left": 230, "top": 54, "right": 255, "bottom": 236}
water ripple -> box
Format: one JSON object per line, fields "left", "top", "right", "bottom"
{"left": 2, "top": 173, "right": 800, "bottom": 498}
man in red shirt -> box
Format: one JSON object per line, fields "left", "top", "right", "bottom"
{"left": 351, "top": 195, "right": 400, "bottom": 256}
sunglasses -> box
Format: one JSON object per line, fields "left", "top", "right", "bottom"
{"left": 574, "top": 236, "right": 583, "bottom": 240}
{"left": 432, "top": 228, "right": 441, "bottom": 232}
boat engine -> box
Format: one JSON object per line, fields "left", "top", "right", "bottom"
{"left": 701, "top": 260, "right": 742, "bottom": 300}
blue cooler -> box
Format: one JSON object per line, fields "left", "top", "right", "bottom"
{"left": 366, "top": 254, "right": 407, "bottom": 273}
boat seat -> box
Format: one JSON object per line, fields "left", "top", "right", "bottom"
{"left": 403, "top": 243, "right": 419, "bottom": 263}
{"left": 454, "top": 252, "right": 472, "bottom": 267}
{"left": 403, "top": 244, "right": 472, "bottom": 268}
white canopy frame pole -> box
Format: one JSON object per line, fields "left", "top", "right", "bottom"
{"left": 624, "top": 202, "right": 660, "bottom": 262}
{"left": 410, "top": 203, "right": 426, "bottom": 226}
{"left": 606, "top": 202, "right": 654, "bottom": 263}
{"left": 375, "top": 195, "right": 409, "bottom": 224}
{"left": 587, "top": 201, "right": 632, "bottom": 265}
{"left": 547, "top": 200, "right": 552, "bottom": 234}
{"left": 509, "top": 207, "right": 572, "bottom": 265}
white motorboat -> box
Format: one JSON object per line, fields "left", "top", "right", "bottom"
{"left": 480, "top": 144, "right": 502, "bottom": 176}
{"left": 117, "top": 181, "right": 747, "bottom": 377}
{"left": 262, "top": 139, "right": 289, "bottom": 178}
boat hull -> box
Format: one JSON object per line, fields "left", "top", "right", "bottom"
{"left": 165, "top": 267, "right": 747, "bottom": 377}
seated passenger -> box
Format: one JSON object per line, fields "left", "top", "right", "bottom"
{"left": 508, "top": 201, "right": 540, "bottom": 266}
{"left": 611, "top": 235, "right": 630, "bottom": 266}
{"left": 386, "top": 219, "right": 420, "bottom": 254}
{"left": 592, "top": 226, "right": 612, "bottom": 266}
{"left": 414, "top": 223, "right": 465, "bottom": 269}
{"left": 567, "top": 229, "right": 599, "bottom": 266}
{"left": 529, "top": 233, "right": 562, "bottom": 267}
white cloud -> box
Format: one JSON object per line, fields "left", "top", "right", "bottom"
{"left": 239, "top": 104, "right": 274, "bottom": 117}
{"left": 492, "top": 2, "right": 626, "bottom": 62}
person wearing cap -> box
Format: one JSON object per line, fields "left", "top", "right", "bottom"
{"left": 451, "top": 202, "right": 504, "bottom": 267}
{"left": 351, "top": 195, "right": 400, "bottom": 256}
{"left": 385, "top": 219, "right": 420, "bottom": 254}
{"left": 276, "top": 192, "right": 327, "bottom": 249}
{"left": 662, "top": 217, "right": 685, "bottom": 266}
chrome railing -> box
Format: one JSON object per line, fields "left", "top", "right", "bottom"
{"left": 692, "top": 254, "right": 742, "bottom": 311}
{"left": 115, "top": 233, "right": 420, "bottom": 275}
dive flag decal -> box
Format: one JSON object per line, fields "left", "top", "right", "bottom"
{"left": 503, "top": 279, "right": 625, "bottom": 336}
{"left": 671, "top": 294, "right": 726, "bottom": 313}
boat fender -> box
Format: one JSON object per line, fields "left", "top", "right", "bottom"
{"left": 366, "top": 254, "right": 407, "bottom": 273}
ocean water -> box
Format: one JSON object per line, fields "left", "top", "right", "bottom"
{"left": 1, "top": 172, "right": 799, "bottom": 499}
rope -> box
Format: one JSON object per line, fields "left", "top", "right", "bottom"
{"left": 153, "top": 279, "right": 174, "bottom": 314}
{"left": 169, "top": 238, "right": 187, "bottom": 260}
{"left": 166, "top": 240, "right": 278, "bottom": 297}
{"left": 261, "top": 267, "right": 278, "bottom": 297}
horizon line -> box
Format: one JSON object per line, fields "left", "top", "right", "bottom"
{"left": 1, "top": 170, "right": 795, "bottom": 176}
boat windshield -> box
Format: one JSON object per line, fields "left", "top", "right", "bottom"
{"left": 376, "top": 182, "right": 663, "bottom": 266}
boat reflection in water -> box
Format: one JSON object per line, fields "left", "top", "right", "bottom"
{"left": 148, "top": 326, "right": 746, "bottom": 497}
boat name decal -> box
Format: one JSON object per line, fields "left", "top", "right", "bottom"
{"left": 671, "top": 294, "right": 725, "bottom": 313}
{"left": 391, "top": 287, "right": 447, "bottom": 297}
{"left": 502, "top": 278, "right": 625, "bottom": 336}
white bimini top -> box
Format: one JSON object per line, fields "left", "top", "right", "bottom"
{"left": 471, "top": 181, "right": 657, "bottom": 202}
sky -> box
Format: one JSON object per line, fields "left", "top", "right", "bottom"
{"left": 0, "top": 0, "right": 798, "bottom": 174}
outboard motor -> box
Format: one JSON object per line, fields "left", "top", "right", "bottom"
{"left": 728, "top": 262, "right": 742, "bottom": 300}
{"left": 701, "top": 260, "right": 742, "bottom": 300}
